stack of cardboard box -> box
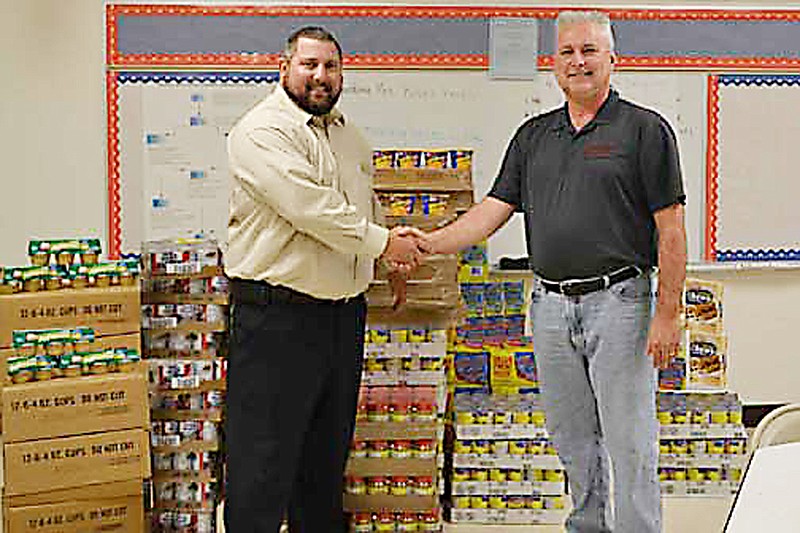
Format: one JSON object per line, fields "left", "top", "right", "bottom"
{"left": 141, "top": 239, "right": 228, "bottom": 533}
{"left": 0, "top": 240, "right": 150, "bottom": 532}
{"left": 657, "top": 278, "right": 747, "bottom": 497}
{"left": 366, "top": 148, "right": 471, "bottom": 313}
{"left": 344, "top": 149, "right": 473, "bottom": 531}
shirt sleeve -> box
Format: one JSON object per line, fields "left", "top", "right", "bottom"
{"left": 488, "top": 125, "right": 525, "bottom": 212}
{"left": 229, "top": 122, "right": 388, "bottom": 259}
{"left": 639, "top": 114, "right": 686, "bottom": 213}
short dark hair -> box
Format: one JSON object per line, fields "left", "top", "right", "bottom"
{"left": 282, "top": 26, "right": 343, "bottom": 61}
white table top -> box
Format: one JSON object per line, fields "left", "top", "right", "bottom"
{"left": 725, "top": 441, "right": 800, "bottom": 532}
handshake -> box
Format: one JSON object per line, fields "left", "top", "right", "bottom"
{"left": 378, "top": 226, "right": 436, "bottom": 309}
{"left": 380, "top": 226, "right": 434, "bottom": 272}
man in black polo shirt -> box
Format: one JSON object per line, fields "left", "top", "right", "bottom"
{"left": 426, "top": 10, "right": 686, "bottom": 533}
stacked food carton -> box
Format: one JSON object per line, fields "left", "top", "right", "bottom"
{"left": 456, "top": 243, "right": 527, "bottom": 346}
{"left": 0, "top": 239, "right": 150, "bottom": 532}
{"left": 657, "top": 278, "right": 747, "bottom": 496}
{"left": 141, "top": 239, "right": 228, "bottom": 533}
{"left": 448, "top": 392, "right": 567, "bottom": 525}
{"left": 444, "top": 243, "right": 568, "bottom": 525}
{"left": 345, "top": 149, "right": 471, "bottom": 531}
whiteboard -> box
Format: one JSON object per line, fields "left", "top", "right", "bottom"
{"left": 117, "top": 76, "right": 274, "bottom": 251}
{"left": 115, "top": 70, "right": 705, "bottom": 262}
{"left": 340, "top": 70, "right": 706, "bottom": 263}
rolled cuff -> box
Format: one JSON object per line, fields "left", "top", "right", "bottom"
{"left": 363, "top": 223, "right": 390, "bottom": 258}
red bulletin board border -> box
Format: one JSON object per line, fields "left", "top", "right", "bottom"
{"left": 106, "top": 71, "right": 122, "bottom": 259}
{"left": 105, "top": 4, "right": 800, "bottom": 259}
{"left": 107, "top": 4, "right": 800, "bottom": 70}
{"left": 705, "top": 75, "right": 720, "bottom": 261}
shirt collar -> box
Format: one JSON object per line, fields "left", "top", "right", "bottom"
{"left": 552, "top": 87, "right": 619, "bottom": 132}
{"left": 273, "top": 84, "right": 345, "bottom": 128}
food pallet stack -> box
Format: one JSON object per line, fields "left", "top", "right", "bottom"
{"left": 455, "top": 243, "right": 528, "bottom": 347}
{"left": 448, "top": 392, "right": 568, "bottom": 525}
{"left": 657, "top": 278, "right": 747, "bottom": 496}
{"left": 141, "top": 239, "right": 228, "bottom": 533}
{"left": 0, "top": 238, "right": 150, "bottom": 532}
{"left": 657, "top": 391, "right": 747, "bottom": 496}
{"left": 444, "top": 240, "right": 567, "bottom": 526}
{"left": 345, "top": 149, "right": 472, "bottom": 532}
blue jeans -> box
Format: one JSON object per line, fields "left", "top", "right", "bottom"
{"left": 530, "top": 273, "right": 660, "bottom": 533}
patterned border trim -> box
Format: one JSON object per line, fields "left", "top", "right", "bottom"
{"left": 106, "top": 71, "right": 122, "bottom": 259}
{"left": 112, "top": 53, "right": 490, "bottom": 70}
{"left": 542, "top": 56, "right": 800, "bottom": 71}
{"left": 106, "top": 70, "right": 278, "bottom": 257}
{"left": 716, "top": 249, "right": 800, "bottom": 262}
{"left": 106, "top": 4, "right": 800, "bottom": 69}
{"left": 116, "top": 71, "right": 279, "bottom": 84}
{"left": 719, "top": 74, "right": 800, "bottom": 86}
{"left": 705, "top": 75, "right": 720, "bottom": 261}
{"left": 708, "top": 73, "right": 800, "bottom": 262}
{"left": 107, "top": 5, "right": 559, "bottom": 19}
{"left": 106, "top": 4, "right": 800, "bottom": 21}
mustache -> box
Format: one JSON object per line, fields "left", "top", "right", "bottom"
{"left": 307, "top": 82, "right": 332, "bottom": 92}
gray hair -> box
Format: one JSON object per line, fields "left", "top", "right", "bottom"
{"left": 556, "top": 11, "right": 615, "bottom": 51}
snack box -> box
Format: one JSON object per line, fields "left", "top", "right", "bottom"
{"left": 0, "top": 286, "right": 140, "bottom": 349}
{"left": 4, "top": 479, "right": 144, "bottom": 533}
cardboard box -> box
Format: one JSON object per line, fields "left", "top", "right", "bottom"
{"left": 2, "top": 366, "right": 149, "bottom": 443}
{"left": 377, "top": 191, "right": 473, "bottom": 231}
{"left": 366, "top": 306, "right": 461, "bottom": 329}
{"left": 367, "top": 256, "right": 460, "bottom": 309}
{"left": 0, "top": 286, "right": 140, "bottom": 349}
{"left": 344, "top": 493, "right": 438, "bottom": 512}
{"left": 4, "top": 480, "right": 144, "bottom": 532}
{"left": 354, "top": 420, "right": 440, "bottom": 442}
{"left": 3, "top": 428, "right": 151, "bottom": 496}
{"left": 373, "top": 167, "right": 473, "bottom": 191}
{"left": 4, "top": 479, "right": 143, "bottom": 507}
{"left": 346, "top": 456, "right": 437, "bottom": 476}
{"left": 449, "top": 508, "right": 568, "bottom": 525}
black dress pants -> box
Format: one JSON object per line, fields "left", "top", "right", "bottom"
{"left": 224, "top": 280, "right": 366, "bottom": 533}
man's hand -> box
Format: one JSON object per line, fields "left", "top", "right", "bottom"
{"left": 646, "top": 310, "right": 682, "bottom": 369}
{"left": 380, "top": 226, "right": 431, "bottom": 272}
{"left": 649, "top": 203, "right": 687, "bottom": 370}
{"left": 388, "top": 270, "right": 408, "bottom": 310}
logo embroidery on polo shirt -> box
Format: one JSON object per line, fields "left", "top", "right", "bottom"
{"left": 583, "top": 141, "right": 621, "bottom": 159}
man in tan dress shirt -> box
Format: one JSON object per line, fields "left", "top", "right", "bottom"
{"left": 224, "top": 26, "right": 424, "bottom": 532}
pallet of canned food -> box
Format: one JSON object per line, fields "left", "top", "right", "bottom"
{"left": 344, "top": 322, "right": 449, "bottom": 532}
{"left": 656, "top": 277, "right": 746, "bottom": 497}
{"left": 141, "top": 238, "right": 229, "bottom": 533}
{"left": 367, "top": 148, "right": 473, "bottom": 314}
{"left": 0, "top": 237, "right": 150, "bottom": 533}
{"left": 447, "top": 391, "right": 568, "bottom": 525}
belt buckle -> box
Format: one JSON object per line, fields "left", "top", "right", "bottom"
{"left": 559, "top": 279, "right": 580, "bottom": 296}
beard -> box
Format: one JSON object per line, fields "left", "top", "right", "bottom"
{"left": 283, "top": 78, "right": 342, "bottom": 116}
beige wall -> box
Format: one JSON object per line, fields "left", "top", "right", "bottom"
{"left": 3, "top": 1, "right": 800, "bottom": 403}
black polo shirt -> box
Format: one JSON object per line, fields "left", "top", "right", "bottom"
{"left": 489, "top": 89, "right": 685, "bottom": 281}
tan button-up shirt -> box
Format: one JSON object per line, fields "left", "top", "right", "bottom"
{"left": 225, "top": 85, "right": 389, "bottom": 299}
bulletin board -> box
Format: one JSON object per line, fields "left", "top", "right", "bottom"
{"left": 109, "top": 71, "right": 278, "bottom": 252}
{"left": 106, "top": 4, "right": 800, "bottom": 263}
{"left": 706, "top": 74, "right": 800, "bottom": 261}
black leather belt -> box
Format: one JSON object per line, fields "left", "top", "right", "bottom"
{"left": 538, "top": 265, "right": 644, "bottom": 297}
{"left": 230, "top": 278, "right": 364, "bottom": 306}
